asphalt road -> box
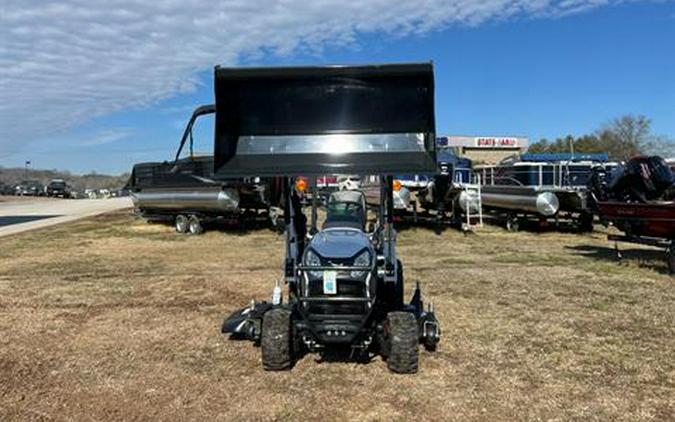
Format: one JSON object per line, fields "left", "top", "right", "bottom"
{"left": 0, "top": 197, "right": 132, "bottom": 237}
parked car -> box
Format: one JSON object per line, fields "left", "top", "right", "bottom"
{"left": 46, "top": 179, "right": 71, "bottom": 198}
{"left": 115, "top": 187, "right": 130, "bottom": 197}
{"left": 0, "top": 182, "right": 14, "bottom": 195}
{"left": 15, "top": 180, "right": 44, "bottom": 196}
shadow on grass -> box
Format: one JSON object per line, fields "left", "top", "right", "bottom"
{"left": 312, "top": 346, "right": 375, "bottom": 365}
{"left": 394, "top": 215, "right": 471, "bottom": 236}
{"left": 566, "top": 243, "right": 670, "bottom": 275}
{"left": 482, "top": 215, "right": 589, "bottom": 234}
{"left": 146, "top": 217, "right": 277, "bottom": 236}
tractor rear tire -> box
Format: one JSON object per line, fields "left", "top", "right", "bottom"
{"left": 261, "top": 309, "right": 293, "bottom": 371}
{"left": 385, "top": 312, "right": 419, "bottom": 374}
{"left": 668, "top": 244, "right": 675, "bottom": 275}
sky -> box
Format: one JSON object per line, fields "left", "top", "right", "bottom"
{"left": 1, "top": 0, "right": 674, "bottom": 175}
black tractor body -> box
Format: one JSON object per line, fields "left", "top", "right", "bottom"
{"left": 216, "top": 63, "right": 441, "bottom": 373}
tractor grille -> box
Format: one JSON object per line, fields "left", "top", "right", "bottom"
{"left": 305, "top": 278, "right": 368, "bottom": 315}
{"left": 307, "top": 278, "right": 365, "bottom": 297}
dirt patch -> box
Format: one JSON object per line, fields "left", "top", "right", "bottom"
{"left": 0, "top": 211, "right": 673, "bottom": 421}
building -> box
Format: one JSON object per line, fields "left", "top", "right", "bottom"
{"left": 438, "top": 135, "right": 529, "bottom": 165}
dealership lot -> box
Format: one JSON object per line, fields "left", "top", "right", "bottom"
{"left": 0, "top": 211, "right": 672, "bottom": 420}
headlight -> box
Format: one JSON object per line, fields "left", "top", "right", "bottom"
{"left": 350, "top": 250, "right": 371, "bottom": 278}
{"left": 305, "top": 249, "right": 322, "bottom": 279}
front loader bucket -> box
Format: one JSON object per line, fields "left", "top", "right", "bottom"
{"left": 212, "top": 63, "right": 437, "bottom": 177}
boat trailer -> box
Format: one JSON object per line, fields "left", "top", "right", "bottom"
{"left": 608, "top": 234, "right": 675, "bottom": 275}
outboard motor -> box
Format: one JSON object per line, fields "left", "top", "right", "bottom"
{"left": 587, "top": 165, "right": 612, "bottom": 207}
{"left": 608, "top": 156, "right": 674, "bottom": 202}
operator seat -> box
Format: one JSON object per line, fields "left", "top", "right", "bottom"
{"left": 323, "top": 190, "right": 367, "bottom": 231}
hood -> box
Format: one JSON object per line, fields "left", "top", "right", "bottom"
{"left": 308, "top": 228, "right": 371, "bottom": 259}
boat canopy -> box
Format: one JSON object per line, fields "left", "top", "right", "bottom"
{"left": 212, "top": 63, "right": 437, "bottom": 177}
{"left": 519, "top": 152, "right": 609, "bottom": 163}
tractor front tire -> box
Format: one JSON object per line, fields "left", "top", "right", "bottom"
{"left": 261, "top": 309, "right": 293, "bottom": 371}
{"left": 385, "top": 312, "right": 419, "bottom": 374}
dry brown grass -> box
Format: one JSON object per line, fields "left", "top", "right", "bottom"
{"left": 0, "top": 211, "right": 673, "bottom": 421}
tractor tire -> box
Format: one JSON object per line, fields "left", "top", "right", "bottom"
{"left": 668, "top": 244, "right": 675, "bottom": 275}
{"left": 385, "top": 311, "right": 419, "bottom": 374}
{"left": 175, "top": 214, "right": 188, "bottom": 234}
{"left": 261, "top": 309, "right": 293, "bottom": 371}
{"left": 187, "top": 215, "right": 203, "bottom": 235}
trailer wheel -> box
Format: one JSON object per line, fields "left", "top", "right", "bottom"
{"left": 175, "top": 214, "right": 188, "bottom": 233}
{"left": 506, "top": 215, "right": 519, "bottom": 232}
{"left": 384, "top": 312, "right": 419, "bottom": 374}
{"left": 187, "top": 215, "right": 203, "bottom": 235}
{"left": 261, "top": 309, "right": 294, "bottom": 371}
{"left": 578, "top": 212, "right": 594, "bottom": 233}
{"left": 270, "top": 215, "right": 284, "bottom": 234}
{"left": 668, "top": 244, "right": 675, "bottom": 275}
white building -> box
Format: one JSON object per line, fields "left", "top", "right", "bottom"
{"left": 439, "top": 135, "right": 529, "bottom": 164}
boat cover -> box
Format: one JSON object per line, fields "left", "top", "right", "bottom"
{"left": 519, "top": 153, "right": 609, "bottom": 162}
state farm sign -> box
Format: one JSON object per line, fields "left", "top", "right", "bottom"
{"left": 474, "top": 137, "right": 520, "bottom": 148}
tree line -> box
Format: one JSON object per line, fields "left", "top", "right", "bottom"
{"left": 528, "top": 115, "right": 674, "bottom": 160}
{"left": 0, "top": 167, "right": 130, "bottom": 192}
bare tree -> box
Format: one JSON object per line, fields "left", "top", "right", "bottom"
{"left": 597, "top": 114, "right": 654, "bottom": 160}
{"left": 526, "top": 115, "right": 673, "bottom": 160}
{"left": 646, "top": 135, "right": 675, "bottom": 158}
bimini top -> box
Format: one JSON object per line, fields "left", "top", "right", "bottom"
{"left": 212, "top": 63, "right": 437, "bottom": 177}
{"left": 519, "top": 152, "right": 609, "bottom": 163}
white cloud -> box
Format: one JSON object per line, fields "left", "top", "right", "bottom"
{"left": 0, "top": 0, "right": 631, "bottom": 154}
{"left": 75, "top": 128, "right": 132, "bottom": 147}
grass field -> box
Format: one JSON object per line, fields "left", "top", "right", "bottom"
{"left": 0, "top": 211, "right": 673, "bottom": 421}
